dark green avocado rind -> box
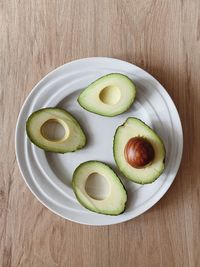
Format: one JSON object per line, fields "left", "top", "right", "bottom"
{"left": 26, "top": 108, "right": 86, "bottom": 153}
{"left": 72, "top": 160, "right": 127, "bottom": 215}
{"left": 77, "top": 73, "right": 136, "bottom": 117}
{"left": 113, "top": 117, "right": 166, "bottom": 184}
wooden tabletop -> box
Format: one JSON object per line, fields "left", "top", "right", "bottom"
{"left": 1, "top": 1, "right": 199, "bottom": 266}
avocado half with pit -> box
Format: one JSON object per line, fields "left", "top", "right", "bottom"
{"left": 78, "top": 73, "right": 136, "bottom": 116}
{"left": 72, "top": 161, "right": 127, "bottom": 215}
{"left": 26, "top": 108, "right": 86, "bottom": 153}
{"left": 113, "top": 118, "right": 165, "bottom": 184}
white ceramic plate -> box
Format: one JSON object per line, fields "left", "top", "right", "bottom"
{"left": 15, "top": 57, "right": 183, "bottom": 226}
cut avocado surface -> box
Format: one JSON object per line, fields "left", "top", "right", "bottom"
{"left": 26, "top": 108, "right": 86, "bottom": 153}
{"left": 72, "top": 161, "right": 127, "bottom": 215}
{"left": 78, "top": 73, "right": 136, "bottom": 116}
{"left": 113, "top": 118, "right": 165, "bottom": 184}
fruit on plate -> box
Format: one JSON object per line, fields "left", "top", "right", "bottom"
{"left": 72, "top": 161, "right": 127, "bottom": 215}
{"left": 26, "top": 108, "right": 86, "bottom": 153}
{"left": 78, "top": 73, "right": 136, "bottom": 116}
{"left": 113, "top": 117, "right": 165, "bottom": 184}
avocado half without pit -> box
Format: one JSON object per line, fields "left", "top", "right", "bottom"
{"left": 113, "top": 117, "right": 166, "bottom": 184}
{"left": 78, "top": 73, "right": 136, "bottom": 116}
{"left": 26, "top": 108, "right": 86, "bottom": 153}
{"left": 72, "top": 161, "right": 127, "bottom": 215}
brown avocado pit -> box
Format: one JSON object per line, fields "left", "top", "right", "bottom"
{"left": 124, "top": 137, "right": 155, "bottom": 168}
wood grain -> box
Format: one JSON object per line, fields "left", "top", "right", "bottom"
{"left": 1, "top": 0, "right": 200, "bottom": 266}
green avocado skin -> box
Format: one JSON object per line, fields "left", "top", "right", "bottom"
{"left": 72, "top": 161, "right": 127, "bottom": 215}
{"left": 113, "top": 117, "right": 166, "bottom": 184}
{"left": 78, "top": 73, "right": 136, "bottom": 117}
{"left": 26, "top": 108, "right": 86, "bottom": 153}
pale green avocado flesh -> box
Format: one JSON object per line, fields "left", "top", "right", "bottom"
{"left": 78, "top": 73, "right": 136, "bottom": 116}
{"left": 72, "top": 161, "right": 127, "bottom": 215}
{"left": 26, "top": 108, "right": 86, "bottom": 153}
{"left": 113, "top": 118, "right": 166, "bottom": 184}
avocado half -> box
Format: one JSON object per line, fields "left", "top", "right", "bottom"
{"left": 26, "top": 108, "right": 86, "bottom": 153}
{"left": 72, "top": 161, "right": 127, "bottom": 215}
{"left": 78, "top": 73, "right": 136, "bottom": 116}
{"left": 113, "top": 118, "right": 166, "bottom": 184}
